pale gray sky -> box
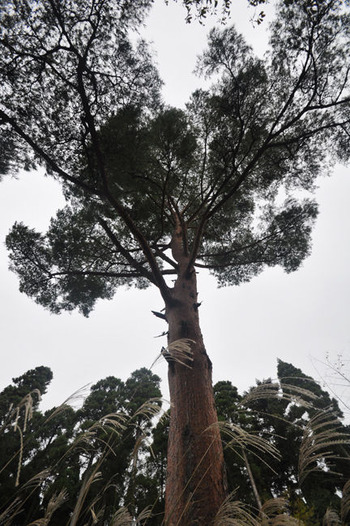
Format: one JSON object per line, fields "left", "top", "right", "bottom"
{"left": 1, "top": 0, "right": 349, "bottom": 417}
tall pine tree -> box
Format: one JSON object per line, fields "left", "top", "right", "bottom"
{"left": 1, "top": 0, "right": 350, "bottom": 522}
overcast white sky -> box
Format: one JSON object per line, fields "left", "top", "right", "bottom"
{"left": 1, "top": 0, "right": 349, "bottom": 417}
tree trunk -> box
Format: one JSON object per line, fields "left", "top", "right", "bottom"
{"left": 164, "top": 259, "right": 227, "bottom": 525}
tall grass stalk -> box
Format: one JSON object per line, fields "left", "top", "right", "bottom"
{"left": 1, "top": 376, "right": 349, "bottom": 525}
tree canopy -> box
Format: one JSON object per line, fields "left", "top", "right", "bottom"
{"left": 2, "top": 0, "right": 350, "bottom": 315}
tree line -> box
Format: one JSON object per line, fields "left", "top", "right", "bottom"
{"left": 1, "top": 360, "right": 349, "bottom": 525}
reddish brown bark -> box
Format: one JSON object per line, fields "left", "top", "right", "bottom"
{"left": 163, "top": 227, "right": 227, "bottom": 525}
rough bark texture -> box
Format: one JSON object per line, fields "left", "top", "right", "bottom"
{"left": 164, "top": 225, "right": 227, "bottom": 525}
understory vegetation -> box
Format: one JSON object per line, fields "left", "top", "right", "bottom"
{"left": 1, "top": 359, "right": 349, "bottom": 526}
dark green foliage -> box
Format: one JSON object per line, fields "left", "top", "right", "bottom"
{"left": 277, "top": 359, "right": 343, "bottom": 416}
{"left": 213, "top": 381, "right": 260, "bottom": 505}
{"left": 3, "top": 0, "right": 349, "bottom": 316}
{"left": 214, "top": 380, "right": 241, "bottom": 423}
{"left": 0, "top": 366, "right": 52, "bottom": 423}
{"left": 0, "top": 0, "right": 253, "bottom": 172}
{"left": 6, "top": 210, "right": 150, "bottom": 316}
{"left": 74, "top": 368, "right": 162, "bottom": 522}
{"left": 0, "top": 366, "right": 162, "bottom": 525}
{"left": 146, "top": 365, "right": 350, "bottom": 520}
{"left": 140, "top": 411, "right": 170, "bottom": 524}
{"left": 78, "top": 367, "right": 161, "bottom": 423}
{"left": 0, "top": 0, "right": 161, "bottom": 181}
{"left": 0, "top": 362, "right": 349, "bottom": 524}
{"left": 123, "top": 367, "right": 162, "bottom": 416}
{"left": 78, "top": 376, "right": 125, "bottom": 424}
{"left": 215, "top": 361, "right": 350, "bottom": 523}
{"left": 276, "top": 360, "right": 350, "bottom": 521}
{"left": 0, "top": 366, "right": 69, "bottom": 524}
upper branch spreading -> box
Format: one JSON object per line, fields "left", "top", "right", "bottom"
{"left": 2, "top": 0, "right": 350, "bottom": 315}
